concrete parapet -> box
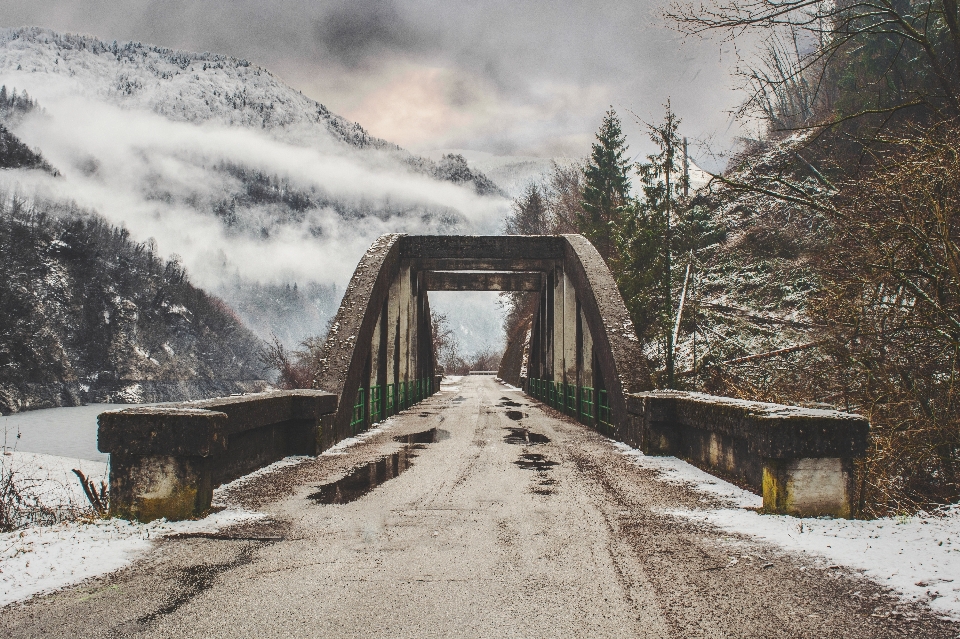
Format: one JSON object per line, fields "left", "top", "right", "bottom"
{"left": 625, "top": 391, "right": 869, "bottom": 518}
{"left": 99, "top": 390, "right": 337, "bottom": 522}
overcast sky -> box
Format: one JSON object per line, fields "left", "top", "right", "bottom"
{"left": 0, "top": 0, "right": 750, "bottom": 165}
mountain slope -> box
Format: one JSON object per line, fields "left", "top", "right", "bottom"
{"left": 0, "top": 194, "right": 268, "bottom": 414}
{"left": 0, "top": 123, "right": 51, "bottom": 171}
{"left": 0, "top": 27, "right": 500, "bottom": 194}
{"left": 0, "top": 27, "right": 510, "bottom": 352}
{"left": 0, "top": 27, "right": 393, "bottom": 151}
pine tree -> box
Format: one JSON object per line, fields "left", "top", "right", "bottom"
{"left": 621, "top": 101, "right": 690, "bottom": 388}
{"left": 581, "top": 108, "right": 631, "bottom": 260}
{"left": 505, "top": 183, "right": 550, "bottom": 235}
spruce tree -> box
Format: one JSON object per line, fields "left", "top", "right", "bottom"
{"left": 635, "top": 100, "right": 687, "bottom": 388}
{"left": 581, "top": 108, "right": 631, "bottom": 260}
{"left": 505, "top": 183, "right": 550, "bottom": 235}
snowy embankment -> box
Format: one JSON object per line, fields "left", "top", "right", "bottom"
{"left": 613, "top": 442, "right": 960, "bottom": 620}
{"left": 0, "top": 411, "right": 415, "bottom": 608}
{"left": 0, "top": 451, "right": 264, "bottom": 608}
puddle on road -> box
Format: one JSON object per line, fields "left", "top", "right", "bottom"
{"left": 393, "top": 428, "right": 450, "bottom": 444}
{"left": 515, "top": 453, "right": 559, "bottom": 471}
{"left": 309, "top": 448, "right": 419, "bottom": 504}
{"left": 531, "top": 479, "right": 557, "bottom": 496}
{"left": 499, "top": 397, "right": 522, "bottom": 407}
{"left": 504, "top": 410, "right": 526, "bottom": 421}
{"left": 503, "top": 427, "right": 550, "bottom": 445}
{"left": 310, "top": 429, "right": 449, "bottom": 505}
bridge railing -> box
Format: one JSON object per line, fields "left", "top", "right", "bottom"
{"left": 98, "top": 390, "right": 337, "bottom": 522}
{"left": 348, "top": 376, "right": 442, "bottom": 436}
{"left": 523, "top": 382, "right": 869, "bottom": 518}
{"left": 526, "top": 378, "right": 614, "bottom": 435}
{"left": 98, "top": 375, "right": 444, "bottom": 522}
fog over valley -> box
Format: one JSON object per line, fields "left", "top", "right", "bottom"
{"left": 0, "top": 28, "right": 512, "bottom": 353}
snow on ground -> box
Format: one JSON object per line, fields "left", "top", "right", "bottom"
{"left": 1, "top": 420, "right": 400, "bottom": 608}
{"left": 0, "top": 508, "right": 262, "bottom": 608}
{"left": 495, "top": 378, "right": 522, "bottom": 392}
{"left": 613, "top": 442, "right": 762, "bottom": 509}
{"left": 614, "top": 442, "right": 960, "bottom": 620}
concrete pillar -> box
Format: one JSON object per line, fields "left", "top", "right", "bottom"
{"left": 763, "top": 458, "right": 854, "bottom": 518}
{"left": 579, "top": 305, "right": 593, "bottom": 388}
{"left": 370, "top": 309, "right": 382, "bottom": 389}
{"left": 562, "top": 271, "right": 577, "bottom": 386}
{"left": 109, "top": 453, "right": 213, "bottom": 522}
{"left": 552, "top": 265, "right": 565, "bottom": 382}
{"left": 408, "top": 270, "right": 419, "bottom": 384}
{"left": 398, "top": 264, "right": 411, "bottom": 384}
{"left": 386, "top": 273, "right": 400, "bottom": 387}
{"left": 540, "top": 270, "right": 556, "bottom": 379}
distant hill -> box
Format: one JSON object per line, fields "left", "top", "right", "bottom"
{"left": 0, "top": 123, "right": 51, "bottom": 171}
{"left": 0, "top": 194, "right": 268, "bottom": 414}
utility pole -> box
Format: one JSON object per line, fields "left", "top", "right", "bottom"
{"left": 683, "top": 137, "right": 690, "bottom": 199}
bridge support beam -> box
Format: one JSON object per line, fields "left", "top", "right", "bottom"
{"left": 424, "top": 271, "right": 542, "bottom": 291}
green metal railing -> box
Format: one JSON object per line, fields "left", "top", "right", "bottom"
{"left": 565, "top": 383, "right": 577, "bottom": 417}
{"left": 350, "top": 387, "right": 366, "bottom": 434}
{"left": 386, "top": 384, "right": 396, "bottom": 415}
{"left": 525, "top": 378, "right": 614, "bottom": 436}
{"left": 598, "top": 389, "right": 613, "bottom": 436}
{"left": 350, "top": 377, "right": 437, "bottom": 433}
{"left": 580, "top": 386, "right": 595, "bottom": 425}
{"left": 370, "top": 385, "right": 383, "bottom": 423}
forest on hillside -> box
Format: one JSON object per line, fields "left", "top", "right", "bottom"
{"left": 500, "top": 0, "right": 960, "bottom": 517}
{"left": 0, "top": 194, "right": 267, "bottom": 414}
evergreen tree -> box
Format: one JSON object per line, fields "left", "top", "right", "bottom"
{"left": 581, "top": 108, "right": 631, "bottom": 260}
{"left": 618, "top": 101, "right": 690, "bottom": 387}
{"left": 505, "top": 183, "right": 550, "bottom": 235}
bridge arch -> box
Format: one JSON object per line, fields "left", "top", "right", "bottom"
{"left": 313, "top": 234, "right": 652, "bottom": 447}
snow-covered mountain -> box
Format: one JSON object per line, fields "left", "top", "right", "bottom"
{"left": 0, "top": 27, "right": 511, "bottom": 351}
{"left": 0, "top": 27, "right": 394, "bottom": 151}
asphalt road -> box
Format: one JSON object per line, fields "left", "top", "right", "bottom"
{"left": 1, "top": 376, "right": 957, "bottom": 638}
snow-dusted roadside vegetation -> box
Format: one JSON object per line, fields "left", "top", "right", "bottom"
{"left": 500, "top": 0, "right": 960, "bottom": 519}
{"left": 0, "top": 447, "right": 265, "bottom": 608}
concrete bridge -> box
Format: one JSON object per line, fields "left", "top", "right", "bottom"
{"left": 98, "top": 234, "right": 868, "bottom": 524}
{"left": 313, "top": 234, "right": 649, "bottom": 445}
{"left": 11, "top": 235, "right": 955, "bottom": 637}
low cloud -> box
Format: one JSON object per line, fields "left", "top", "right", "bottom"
{"left": 0, "top": 0, "right": 751, "bottom": 163}
{"left": 0, "top": 73, "right": 511, "bottom": 350}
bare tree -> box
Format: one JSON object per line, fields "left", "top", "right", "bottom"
{"left": 668, "top": 0, "right": 960, "bottom": 133}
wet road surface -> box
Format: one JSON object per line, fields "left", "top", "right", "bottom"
{"left": 1, "top": 376, "right": 957, "bottom": 638}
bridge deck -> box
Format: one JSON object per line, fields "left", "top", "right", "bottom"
{"left": 1, "top": 377, "right": 951, "bottom": 637}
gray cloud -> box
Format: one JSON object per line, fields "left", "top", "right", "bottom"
{"left": 0, "top": 0, "right": 750, "bottom": 165}
{"left": 313, "top": 0, "right": 430, "bottom": 68}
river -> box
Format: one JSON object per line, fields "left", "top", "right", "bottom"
{"left": 0, "top": 404, "right": 138, "bottom": 462}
